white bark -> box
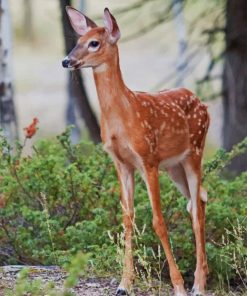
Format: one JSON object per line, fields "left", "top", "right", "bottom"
{"left": 0, "top": 0, "right": 18, "bottom": 141}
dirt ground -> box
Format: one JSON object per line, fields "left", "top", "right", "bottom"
{"left": 0, "top": 266, "right": 116, "bottom": 295}
{"left": 0, "top": 266, "right": 222, "bottom": 296}
{"left": 0, "top": 265, "right": 167, "bottom": 296}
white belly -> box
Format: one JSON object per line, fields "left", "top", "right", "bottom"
{"left": 159, "top": 149, "right": 189, "bottom": 169}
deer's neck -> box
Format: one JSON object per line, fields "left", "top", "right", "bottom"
{"left": 93, "top": 47, "right": 131, "bottom": 115}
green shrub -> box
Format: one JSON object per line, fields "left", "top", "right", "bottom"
{"left": 4, "top": 251, "right": 89, "bottom": 296}
{"left": 0, "top": 127, "right": 246, "bottom": 292}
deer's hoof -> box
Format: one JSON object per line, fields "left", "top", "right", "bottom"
{"left": 116, "top": 288, "right": 129, "bottom": 295}
{"left": 192, "top": 287, "right": 204, "bottom": 296}
{"left": 174, "top": 285, "right": 187, "bottom": 296}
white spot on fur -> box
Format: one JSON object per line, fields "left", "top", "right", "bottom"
{"left": 161, "top": 110, "right": 168, "bottom": 117}
{"left": 160, "top": 122, "right": 166, "bottom": 131}
{"left": 144, "top": 135, "right": 150, "bottom": 144}
{"left": 195, "top": 147, "right": 200, "bottom": 155}
{"left": 144, "top": 120, "right": 149, "bottom": 127}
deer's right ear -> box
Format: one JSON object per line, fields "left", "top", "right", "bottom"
{"left": 66, "top": 6, "right": 97, "bottom": 36}
{"left": 103, "top": 8, "right": 121, "bottom": 44}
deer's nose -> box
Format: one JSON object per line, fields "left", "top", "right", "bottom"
{"left": 62, "top": 57, "right": 70, "bottom": 68}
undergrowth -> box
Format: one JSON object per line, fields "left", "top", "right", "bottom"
{"left": 0, "top": 125, "right": 246, "bottom": 294}
{"left": 4, "top": 252, "right": 88, "bottom": 296}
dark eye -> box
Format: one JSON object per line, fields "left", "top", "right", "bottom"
{"left": 89, "top": 41, "right": 100, "bottom": 48}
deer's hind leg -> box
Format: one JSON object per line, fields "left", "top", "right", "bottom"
{"left": 166, "top": 163, "right": 191, "bottom": 199}
{"left": 182, "top": 157, "right": 208, "bottom": 296}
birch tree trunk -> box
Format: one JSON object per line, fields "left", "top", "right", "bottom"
{"left": 0, "top": 0, "right": 18, "bottom": 142}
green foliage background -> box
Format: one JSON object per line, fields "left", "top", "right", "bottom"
{"left": 0, "top": 127, "right": 246, "bottom": 292}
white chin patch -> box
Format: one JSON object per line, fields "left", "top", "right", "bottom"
{"left": 94, "top": 63, "right": 108, "bottom": 73}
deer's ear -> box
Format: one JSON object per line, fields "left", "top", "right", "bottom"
{"left": 66, "top": 6, "right": 97, "bottom": 36}
{"left": 103, "top": 8, "right": 121, "bottom": 44}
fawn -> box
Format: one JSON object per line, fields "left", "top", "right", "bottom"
{"left": 62, "top": 6, "right": 210, "bottom": 296}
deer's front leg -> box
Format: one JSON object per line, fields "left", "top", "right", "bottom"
{"left": 143, "top": 164, "right": 187, "bottom": 296}
{"left": 115, "top": 162, "right": 135, "bottom": 296}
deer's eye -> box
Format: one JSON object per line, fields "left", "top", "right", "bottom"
{"left": 89, "top": 41, "right": 100, "bottom": 48}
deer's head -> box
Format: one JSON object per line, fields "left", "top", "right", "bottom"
{"left": 62, "top": 7, "right": 121, "bottom": 70}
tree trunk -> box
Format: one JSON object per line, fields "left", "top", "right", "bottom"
{"left": 0, "top": 0, "right": 18, "bottom": 142}
{"left": 23, "top": 0, "right": 34, "bottom": 42}
{"left": 59, "top": 0, "right": 101, "bottom": 144}
{"left": 223, "top": 0, "right": 247, "bottom": 173}
{"left": 172, "top": 0, "right": 187, "bottom": 87}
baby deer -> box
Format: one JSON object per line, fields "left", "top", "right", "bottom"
{"left": 62, "top": 6, "right": 210, "bottom": 296}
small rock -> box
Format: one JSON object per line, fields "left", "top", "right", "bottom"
{"left": 86, "top": 282, "right": 100, "bottom": 288}
{"left": 110, "top": 278, "right": 118, "bottom": 286}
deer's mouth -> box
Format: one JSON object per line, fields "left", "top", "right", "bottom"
{"left": 71, "top": 61, "right": 84, "bottom": 70}
{"left": 68, "top": 58, "right": 85, "bottom": 70}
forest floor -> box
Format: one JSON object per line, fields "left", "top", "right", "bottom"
{"left": 0, "top": 265, "right": 117, "bottom": 296}
{"left": 0, "top": 266, "right": 221, "bottom": 296}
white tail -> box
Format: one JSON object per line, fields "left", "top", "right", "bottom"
{"left": 63, "top": 6, "right": 210, "bottom": 296}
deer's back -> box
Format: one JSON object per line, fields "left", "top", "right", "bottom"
{"left": 133, "top": 88, "right": 210, "bottom": 164}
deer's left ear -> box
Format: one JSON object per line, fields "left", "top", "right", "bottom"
{"left": 103, "top": 8, "right": 121, "bottom": 44}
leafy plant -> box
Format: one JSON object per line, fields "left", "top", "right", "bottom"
{"left": 0, "top": 125, "right": 246, "bottom": 293}
{"left": 4, "top": 252, "right": 89, "bottom": 296}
